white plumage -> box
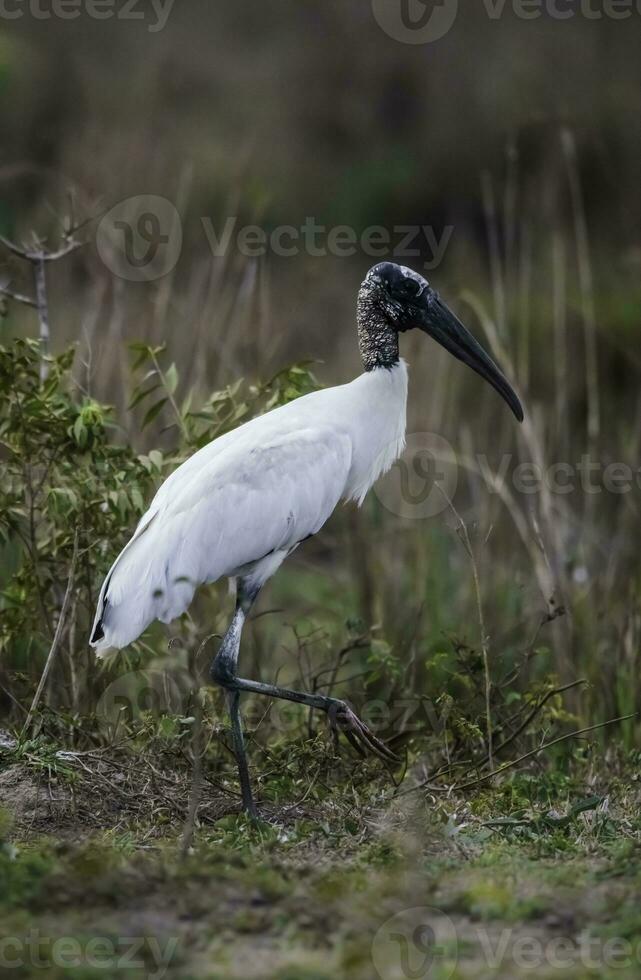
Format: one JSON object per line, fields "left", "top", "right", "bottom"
{"left": 91, "top": 360, "right": 408, "bottom": 652}
{"left": 91, "top": 259, "right": 523, "bottom": 670}
{"left": 90, "top": 261, "right": 524, "bottom": 811}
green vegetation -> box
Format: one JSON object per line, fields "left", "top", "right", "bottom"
{"left": 1, "top": 764, "right": 641, "bottom": 978}
{"left": 1, "top": 8, "right": 641, "bottom": 972}
{"left": 0, "top": 263, "right": 640, "bottom": 975}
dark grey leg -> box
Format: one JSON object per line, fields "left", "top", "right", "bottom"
{"left": 211, "top": 579, "right": 398, "bottom": 814}
{"left": 210, "top": 581, "right": 260, "bottom": 817}
{"left": 227, "top": 689, "right": 256, "bottom": 816}
{"left": 232, "top": 677, "right": 398, "bottom": 762}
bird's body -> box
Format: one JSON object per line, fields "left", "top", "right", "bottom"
{"left": 91, "top": 262, "right": 522, "bottom": 815}
{"left": 92, "top": 360, "right": 408, "bottom": 650}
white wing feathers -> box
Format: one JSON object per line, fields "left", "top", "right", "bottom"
{"left": 90, "top": 426, "right": 352, "bottom": 651}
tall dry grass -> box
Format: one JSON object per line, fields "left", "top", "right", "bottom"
{"left": 0, "top": 85, "right": 639, "bottom": 752}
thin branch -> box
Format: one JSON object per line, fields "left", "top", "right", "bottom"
{"left": 0, "top": 233, "right": 83, "bottom": 263}
{"left": 481, "top": 170, "right": 507, "bottom": 338}
{"left": 41, "top": 240, "right": 84, "bottom": 262}
{"left": 438, "top": 486, "right": 494, "bottom": 771}
{"left": 561, "top": 128, "right": 600, "bottom": 447}
{"left": 22, "top": 531, "right": 79, "bottom": 735}
{"left": 34, "top": 256, "right": 50, "bottom": 380}
{"left": 150, "top": 349, "right": 188, "bottom": 439}
{"left": 0, "top": 284, "right": 37, "bottom": 307}
{"left": 493, "top": 679, "right": 587, "bottom": 757}
{"left": 409, "top": 713, "right": 637, "bottom": 797}
{"left": 0, "top": 234, "right": 36, "bottom": 261}
{"left": 452, "top": 713, "right": 636, "bottom": 792}
{"left": 0, "top": 223, "right": 85, "bottom": 381}
{"left": 180, "top": 692, "right": 204, "bottom": 858}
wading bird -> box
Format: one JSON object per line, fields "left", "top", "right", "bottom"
{"left": 91, "top": 262, "right": 523, "bottom": 815}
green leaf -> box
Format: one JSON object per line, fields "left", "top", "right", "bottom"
{"left": 141, "top": 398, "right": 168, "bottom": 430}
{"left": 568, "top": 796, "right": 604, "bottom": 819}
{"left": 129, "top": 384, "right": 161, "bottom": 411}
{"left": 73, "top": 416, "right": 87, "bottom": 448}
{"left": 164, "top": 363, "right": 178, "bottom": 395}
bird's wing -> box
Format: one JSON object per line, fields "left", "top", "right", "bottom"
{"left": 91, "top": 424, "right": 352, "bottom": 651}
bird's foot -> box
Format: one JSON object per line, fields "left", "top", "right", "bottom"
{"left": 242, "top": 804, "right": 261, "bottom": 822}
{"left": 327, "top": 699, "right": 399, "bottom": 763}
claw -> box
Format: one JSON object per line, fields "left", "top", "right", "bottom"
{"left": 343, "top": 726, "right": 367, "bottom": 757}
{"left": 327, "top": 700, "right": 399, "bottom": 764}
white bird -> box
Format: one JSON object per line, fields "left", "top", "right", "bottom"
{"left": 91, "top": 262, "right": 522, "bottom": 814}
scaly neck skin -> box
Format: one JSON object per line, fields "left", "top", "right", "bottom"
{"left": 357, "top": 281, "right": 400, "bottom": 372}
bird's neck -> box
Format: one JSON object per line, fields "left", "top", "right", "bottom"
{"left": 356, "top": 288, "right": 399, "bottom": 372}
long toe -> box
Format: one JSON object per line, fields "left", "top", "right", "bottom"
{"left": 329, "top": 701, "right": 399, "bottom": 764}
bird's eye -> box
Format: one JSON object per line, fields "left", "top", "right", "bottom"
{"left": 399, "top": 277, "right": 422, "bottom": 299}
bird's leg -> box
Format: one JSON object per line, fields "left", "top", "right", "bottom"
{"left": 232, "top": 677, "right": 398, "bottom": 763}
{"left": 211, "top": 580, "right": 397, "bottom": 813}
{"left": 210, "top": 583, "right": 259, "bottom": 817}
{"left": 226, "top": 689, "right": 256, "bottom": 816}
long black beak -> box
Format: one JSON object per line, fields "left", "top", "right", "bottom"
{"left": 416, "top": 292, "right": 524, "bottom": 423}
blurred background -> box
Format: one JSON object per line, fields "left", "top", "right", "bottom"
{"left": 1, "top": 0, "right": 641, "bottom": 745}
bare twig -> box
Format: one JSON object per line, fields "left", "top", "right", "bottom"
{"left": 452, "top": 713, "right": 636, "bottom": 792}
{"left": 437, "top": 486, "right": 494, "bottom": 771}
{"left": 0, "top": 233, "right": 83, "bottom": 263}
{"left": 180, "top": 692, "right": 204, "bottom": 858}
{"left": 561, "top": 128, "right": 600, "bottom": 447}
{"left": 22, "top": 531, "right": 79, "bottom": 735}
{"left": 481, "top": 170, "right": 506, "bottom": 338}
{"left": 493, "top": 679, "right": 587, "bottom": 757}
{"left": 409, "top": 713, "right": 637, "bottom": 797}
{"left": 0, "top": 283, "right": 37, "bottom": 307}
{"left": 33, "top": 256, "right": 50, "bottom": 375}
{"left": 150, "top": 347, "right": 188, "bottom": 439}
{"left": 0, "top": 223, "right": 85, "bottom": 381}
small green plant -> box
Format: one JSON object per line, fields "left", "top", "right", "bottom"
{"left": 0, "top": 338, "right": 321, "bottom": 728}
{"left": 128, "top": 341, "right": 321, "bottom": 452}
{"left": 0, "top": 339, "right": 155, "bottom": 719}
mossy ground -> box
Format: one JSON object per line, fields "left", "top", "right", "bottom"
{"left": 2, "top": 749, "right": 641, "bottom": 980}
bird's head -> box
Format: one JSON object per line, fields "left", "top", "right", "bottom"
{"left": 360, "top": 262, "right": 523, "bottom": 423}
